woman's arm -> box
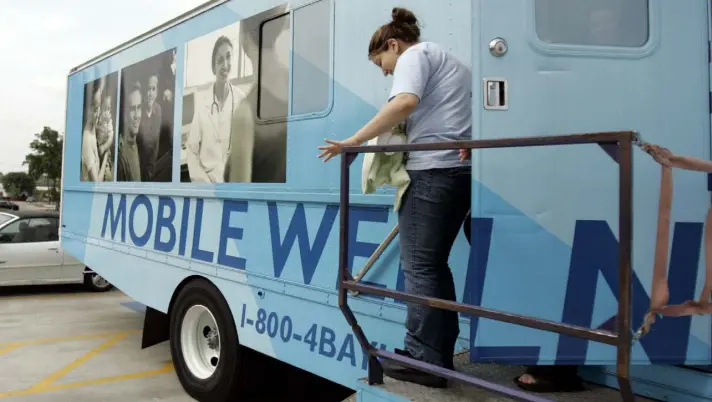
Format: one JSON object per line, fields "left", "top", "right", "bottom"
{"left": 317, "top": 93, "right": 418, "bottom": 162}
{"left": 351, "top": 94, "right": 418, "bottom": 144}
{"left": 97, "top": 153, "right": 109, "bottom": 182}
{"left": 83, "top": 133, "right": 100, "bottom": 181}
{"left": 98, "top": 124, "right": 114, "bottom": 156}
{"left": 318, "top": 47, "right": 429, "bottom": 162}
{"left": 186, "top": 111, "right": 211, "bottom": 182}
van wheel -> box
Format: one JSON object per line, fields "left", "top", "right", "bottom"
{"left": 84, "top": 271, "right": 113, "bottom": 292}
{"left": 170, "top": 279, "right": 248, "bottom": 402}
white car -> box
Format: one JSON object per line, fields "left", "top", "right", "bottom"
{"left": 0, "top": 210, "right": 112, "bottom": 291}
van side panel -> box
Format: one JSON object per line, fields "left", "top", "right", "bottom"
{"left": 61, "top": 0, "right": 474, "bottom": 389}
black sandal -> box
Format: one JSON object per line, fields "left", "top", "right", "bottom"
{"left": 513, "top": 366, "right": 586, "bottom": 393}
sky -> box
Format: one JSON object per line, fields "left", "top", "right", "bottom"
{"left": 0, "top": 0, "right": 205, "bottom": 174}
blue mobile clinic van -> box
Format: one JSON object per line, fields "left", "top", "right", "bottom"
{"left": 60, "top": 0, "right": 712, "bottom": 401}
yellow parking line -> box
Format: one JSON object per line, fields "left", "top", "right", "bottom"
{"left": 0, "top": 330, "right": 141, "bottom": 349}
{"left": 0, "top": 344, "right": 22, "bottom": 357}
{"left": 28, "top": 332, "right": 132, "bottom": 392}
{"left": 45, "top": 362, "right": 175, "bottom": 391}
{"left": 0, "top": 363, "right": 174, "bottom": 399}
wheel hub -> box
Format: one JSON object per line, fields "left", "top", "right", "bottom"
{"left": 205, "top": 329, "right": 219, "bottom": 350}
{"left": 92, "top": 274, "right": 109, "bottom": 288}
{"left": 180, "top": 305, "right": 221, "bottom": 380}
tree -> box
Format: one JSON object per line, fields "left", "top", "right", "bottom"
{"left": 1, "top": 172, "right": 35, "bottom": 197}
{"left": 24, "top": 126, "right": 63, "bottom": 203}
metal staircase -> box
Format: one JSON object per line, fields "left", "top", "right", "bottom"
{"left": 336, "top": 131, "right": 637, "bottom": 402}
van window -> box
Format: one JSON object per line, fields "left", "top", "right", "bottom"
{"left": 534, "top": 0, "right": 649, "bottom": 47}
{"left": 291, "top": 0, "right": 331, "bottom": 115}
{"left": 258, "top": 0, "right": 333, "bottom": 119}
{"left": 259, "top": 14, "right": 291, "bottom": 120}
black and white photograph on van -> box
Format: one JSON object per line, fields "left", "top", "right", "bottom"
{"left": 80, "top": 72, "right": 118, "bottom": 182}
{"left": 180, "top": 3, "right": 289, "bottom": 184}
{"left": 117, "top": 48, "right": 177, "bottom": 183}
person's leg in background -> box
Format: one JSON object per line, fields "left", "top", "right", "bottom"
{"left": 461, "top": 191, "right": 584, "bottom": 392}
{"left": 382, "top": 167, "right": 471, "bottom": 388}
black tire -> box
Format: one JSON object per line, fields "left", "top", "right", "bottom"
{"left": 84, "top": 271, "right": 113, "bottom": 292}
{"left": 169, "top": 279, "right": 249, "bottom": 402}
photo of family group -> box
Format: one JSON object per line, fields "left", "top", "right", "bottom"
{"left": 80, "top": 72, "right": 119, "bottom": 182}
{"left": 180, "top": 3, "right": 289, "bottom": 184}
{"left": 116, "top": 48, "right": 177, "bottom": 182}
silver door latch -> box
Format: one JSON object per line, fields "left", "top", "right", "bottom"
{"left": 483, "top": 78, "right": 508, "bottom": 110}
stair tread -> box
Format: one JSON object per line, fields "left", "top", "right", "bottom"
{"left": 364, "top": 352, "right": 657, "bottom": 402}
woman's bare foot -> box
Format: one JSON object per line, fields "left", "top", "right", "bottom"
{"left": 516, "top": 373, "right": 537, "bottom": 384}
{"left": 513, "top": 366, "right": 585, "bottom": 393}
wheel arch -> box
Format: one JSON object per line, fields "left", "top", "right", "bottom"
{"left": 167, "top": 275, "right": 218, "bottom": 318}
{"left": 142, "top": 274, "right": 217, "bottom": 350}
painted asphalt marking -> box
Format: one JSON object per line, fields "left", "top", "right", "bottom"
{"left": 0, "top": 330, "right": 174, "bottom": 398}
{"left": 28, "top": 332, "right": 131, "bottom": 391}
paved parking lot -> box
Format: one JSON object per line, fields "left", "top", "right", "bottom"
{"left": 0, "top": 285, "right": 192, "bottom": 402}
{"left": 0, "top": 285, "right": 357, "bottom": 402}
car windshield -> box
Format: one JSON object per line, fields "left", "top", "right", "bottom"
{"left": 0, "top": 214, "right": 15, "bottom": 226}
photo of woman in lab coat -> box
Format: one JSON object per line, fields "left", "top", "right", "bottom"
{"left": 186, "top": 35, "right": 254, "bottom": 183}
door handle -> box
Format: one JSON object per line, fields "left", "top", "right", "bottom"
{"left": 48, "top": 248, "right": 58, "bottom": 251}
{"left": 483, "top": 78, "right": 508, "bottom": 110}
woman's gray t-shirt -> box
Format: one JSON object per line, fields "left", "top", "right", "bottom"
{"left": 388, "top": 41, "right": 472, "bottom": 170}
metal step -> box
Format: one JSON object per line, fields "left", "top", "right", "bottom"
{"left": 359, "top": 352, "right": 658, "bottom": 402}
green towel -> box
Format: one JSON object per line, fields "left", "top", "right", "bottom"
{"left": 361, "top": 122, "right": 411, "bottom": 212}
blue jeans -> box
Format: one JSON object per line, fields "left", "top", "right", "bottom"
{"left": 398, "top": 166, "right": 472, "bottom": 368}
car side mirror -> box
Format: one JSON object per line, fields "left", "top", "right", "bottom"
{"left": 0, "top": 234, "right": 10, "bottom": 243}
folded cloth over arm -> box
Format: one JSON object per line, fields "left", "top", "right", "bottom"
{"left": 361, "top": 122, "right": 411, "bottom": 211}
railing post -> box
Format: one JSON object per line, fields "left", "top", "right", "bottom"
{"left": 337, "top": 151, "right": 382, "bottom": 384}
{"left": 337, "top": 151, "right": 351, "bottom": 319}
{"left": 616, "top": 133, "right": 634, "bottom": 401}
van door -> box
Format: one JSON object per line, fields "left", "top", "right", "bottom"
{"left": 472, "top": 0, "right": 710, "bottom": 365}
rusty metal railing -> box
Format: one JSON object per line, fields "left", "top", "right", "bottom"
{"left": 337, "top": 131, "right": 635, "bottom": 402}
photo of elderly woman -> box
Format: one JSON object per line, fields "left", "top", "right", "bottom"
{"left": 80, "top": 72, "right": 118, "bottom": 182}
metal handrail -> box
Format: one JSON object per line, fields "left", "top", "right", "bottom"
{"left": 337, "top": 131, "right": 635, "bottom": 402}
{"left": 348, "top": 224, "right": 399, "bottom": 296}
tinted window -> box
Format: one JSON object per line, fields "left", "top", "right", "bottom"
{"left": 534, "top": 0, "right": 649, "bottom": 47}
{"left": 0, "top": 217, "right": 59, "bottom": 244}
{"left": 291, "top": 0, "right": 331, "bottom": 115}
{"left": 0, "top": 214, "right": 14, "bottom": 226}
{"left": 259, "top": 14, "right": 291, "bottom": 119}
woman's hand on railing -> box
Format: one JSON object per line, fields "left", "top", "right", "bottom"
{"left": 318, "top": 137, "right": 359, "bottom": 163}
{"left": 459, "top": 148, "right": 471, "bottom": 162}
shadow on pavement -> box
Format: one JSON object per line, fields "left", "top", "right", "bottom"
{"left": 0, "top": 284, "right": 116, "bottom": 298}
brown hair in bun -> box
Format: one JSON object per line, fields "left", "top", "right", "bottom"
{"left": 368, "top": 7, "right": 421, "bottom": 57}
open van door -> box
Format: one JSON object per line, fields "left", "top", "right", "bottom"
{"left": 471, "top": 0, "right": 711, "bottom": 368}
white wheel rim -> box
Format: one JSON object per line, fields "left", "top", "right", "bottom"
{"left": 180, "top": 305, "right": 220, "bottom": 380}
{"left": 92, "top": 274, "right": 109, "bottom": 289}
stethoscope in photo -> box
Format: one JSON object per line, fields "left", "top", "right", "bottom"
{"left": 210, "top": 83, "right": 236, "bottom": 156}
{"left": 210, "top": 83, "right": 235, "bottom": 116}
